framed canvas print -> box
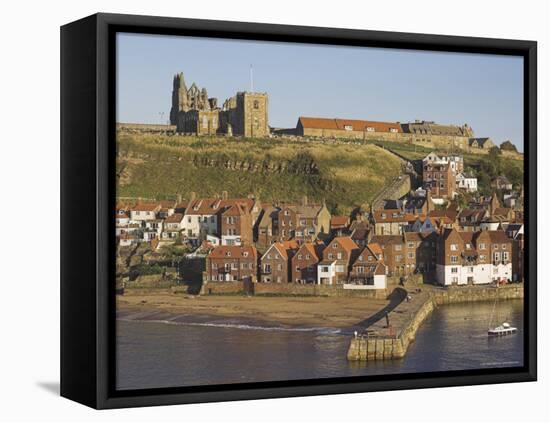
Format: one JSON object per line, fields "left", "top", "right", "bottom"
{"left": 60, "top": 13, "right": 537, "bottom": 409}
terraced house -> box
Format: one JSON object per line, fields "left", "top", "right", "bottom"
{"left": 370, "top": 235, "right": 406, "bottom": 276}
{"left": 435, "top": 229, "right": 512, "bottom": 286}
{"left": 260, "top": 240, "right": 299, "bottom": 283}
{"left": 348, "top": 243, "right": 387, "bottom": 289}
{"left": 317, "top": 237, "right": 360, "bottom": 285}
{"left": 220, "top": 202, "right": 253, "bottom": 246}
{"left": 206, "top": 245, "right": 258, "bottom": 282}
{"left": 371, "top": 209, "right": 414, "bottom": 235}
{"left": 291, "top": 242, "right": 325, "bottom": 284}
{"left": 276, "top": 198, "right": 331, "bottom": 243}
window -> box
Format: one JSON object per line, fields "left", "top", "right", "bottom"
{"left": 332, "top": 243, "right": 338, "bottom": 248}
{"left": 479, "top": 243, "right": 486, "bottom": 250}
{"left": 502, "top": 244, "right": 507, "bottom": 250}
{"left": 450, "top": 244, "right": 458, "bottom": 251}
{"left": 337, "top": 253, "right": 342, "bottom": 260}
{"left": 466, "top": 243, "right": 472, "bottom": 249}
{"left": 503, "top": 252, "right": 509, "bottom": 262}
{"left": 357, "top": 266, "right": 365, "bottom": 274}
{"left": 468, "top": 266, "right": 474, "bottom": 273}
{"left": 390, "top": 128, "right": 398, "bottom": 133}
{"left": 451, "top": 267, "right": 458, "bottom": 274}
{"left": 366, "top": 127, "right": 375, "bottom": 132}
{"left": 450, "top": 255, "right": 458, "bottom": 263}
{"left": 277, "top": 264, "right": 282, "bottom": 271}
{"left": 305, "top": 254, "right": 310, "bottom": 260}
{"left": 243, "top": 252, "right": 249, "bottom": 257}
{"left": 368, "top": 256, "right": 373, "bottom": 261}
{"left": 479, "top": 254, "right": 486, "bottom": 261}
{"left": 452, "top": 277, "right": 459, "bottom": 284}
{"left": 336, "top": 265, "right": 345, "bottom": 272}
{"left": 394, "top": 245, "right": 402, "bottom": 251}
{"left": 493, "top": 252, "right": 500, "bottom": 262}
{"left": 328, "top": 253, "right": 333, "bottom": 260}
{"left": 211, "top": 263, "right": 217, "bottom": 269}
{"left": 408, "top": 242, "right": 415, "bottom": 248}
{"left": 253, "top": 100, "right": 259, "bottom": 109}
{"left": 493, "top": 244, "right": 498, "bottom": 249}
{"left": 395, "top": 255, "right": 402, "bottom": 262}
{"left": 226, "top": 251, "right": 231, "bottom": 257}
{"left": 231, "top": 262, "right": 238, "bottom": 270}
{"left": 321, "top": 266, "right": 329, "bottom": 272}
{"left": 408, "top": 252, "right": 415, "bottom": 259}
{"left": 344, "top": 125, "right": 353, "bottom": 131}
{"left": 298, "top": 254, "right": 302, "bottom": 260}
{"left": 296, "top": 266, "right": 300, "bottom": 272}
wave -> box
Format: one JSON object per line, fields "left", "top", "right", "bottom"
{"left": 118, "top": 316, "right": 343, "bottom": 335}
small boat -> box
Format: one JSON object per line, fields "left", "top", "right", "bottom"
{"left": 487, "top": 285, "right": 517, "bottom": 337}
{"left": 488, "top": 322, "right": 517, "bottom": 336}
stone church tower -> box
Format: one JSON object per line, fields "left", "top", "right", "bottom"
{"left": 170, "top": 72, "right": 189, "bottom": 125}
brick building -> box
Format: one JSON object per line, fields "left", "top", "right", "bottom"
{"left": 291, "top": 242, "right": 325, "bottom": 284}
{"left": 220, "top": 202, "right": 253, "bottom": 246}
{"left": 206, "top": 245, "right": 258, "bottom": 282}
{"left": 260, "top": 241, "right": 299, "bottom": 283}
{"left": 317, "top": 237, "right": 360, "bottom": 285}
{"left": 423, "top": 162, "right": 456, "bottom": 200}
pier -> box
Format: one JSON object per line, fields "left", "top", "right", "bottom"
{"left": 347, "top": 283, "right": 524, "bottom": 361}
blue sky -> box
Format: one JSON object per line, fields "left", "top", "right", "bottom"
{"left": 117, "top": 33, "right": 524, "bottom": 150}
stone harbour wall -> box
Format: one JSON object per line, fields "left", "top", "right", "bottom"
{"left": 347, "top": 283, "right": 524, "bottom": 361}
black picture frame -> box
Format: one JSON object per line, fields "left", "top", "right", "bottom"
{"left": 60, "top": 12, "right": 537, "bottom": 409}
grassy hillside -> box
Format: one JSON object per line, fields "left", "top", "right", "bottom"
{"left": 116, "top": 133, "right": 403, "bottom": 214}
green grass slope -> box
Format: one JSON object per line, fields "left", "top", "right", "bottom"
{"left": 116, "top": 133, "right": 403, "bottom": 214}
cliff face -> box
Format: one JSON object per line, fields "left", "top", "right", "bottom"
{"left": 116, "top": 133, "right": 402, "bottom": 213}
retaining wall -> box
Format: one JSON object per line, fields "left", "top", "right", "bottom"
{"left": 198, "top": 281, "right": 388, "bottom": 299}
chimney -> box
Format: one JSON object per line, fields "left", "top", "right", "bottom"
{"left": 176, "top": 193, "right": 182, "bottom": 204}
{"left": 302, "top": 195, "right": 308, "bottom": 206}
{"left": 222, "top": 191, "right": 228, "bottom": 200}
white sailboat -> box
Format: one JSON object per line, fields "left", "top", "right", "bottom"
{"left": 488, "top": 285, "right": 517, "bottom": 336}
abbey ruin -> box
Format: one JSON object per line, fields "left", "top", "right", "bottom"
{"left": 161, "top": 71, "right": 497, "bottom": 152}
{"left": 169, "top": 72, "right": 269, "bottom": 137}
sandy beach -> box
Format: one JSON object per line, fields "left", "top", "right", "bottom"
{"left": 116, "top": 290, "right": 390, "bottom": 328}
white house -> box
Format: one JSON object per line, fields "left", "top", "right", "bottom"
{"left": 182, "top": 198, "right": 221, "bottom": 239}
{"left": 344, "top": 262, "right": 387, "bottom": 290}
{"left": 317, "top": 261, "right": 337, "bottom": 285}
{"left": 456, "top": 172, "right": 478, "bottom": 192}
{"left": 161, "top": 213, "right": 185, "bottom": 240}
{"left": 129, "top": 203, "right": 161, "bottom": 222}
{"left": 436, "top": 229, "right": 512, "bottom": 286}
{"left": 142, "top": 219, "right": 163, "bottom": 242}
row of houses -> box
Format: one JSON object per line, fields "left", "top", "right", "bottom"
{"left": 204, "top": 225, "right": 524, "bottom": 288}
{"left": 117, "top": 187, "right": 521, "bottom": 253}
